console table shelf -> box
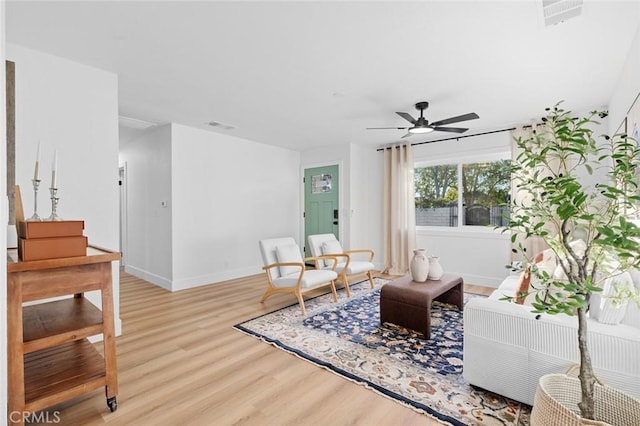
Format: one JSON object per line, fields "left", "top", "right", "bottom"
{"left": 24, "top": 340, "right": 106, "bottom": 411}
{"left": 22, "top": 297, "right": 104, "bottom": 353}
{"left": 7, "top": 246, "right": 121, "bottom": 425}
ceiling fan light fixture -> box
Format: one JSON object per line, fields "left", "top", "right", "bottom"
{"left": 367, "top": 101, "right": 477, "bottom": 136}
{"left": 408, "top": 126, "right": 434, "bottom": 134}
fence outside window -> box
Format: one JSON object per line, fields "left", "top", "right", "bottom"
{"left": 416, "top": 206, "right": 510, "bottom": 227}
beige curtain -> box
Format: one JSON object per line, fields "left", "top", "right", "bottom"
{"left": 510, "top": 124, "right": 556, "bottom": 262}
{"left": 382, "top": 144, "right": 416, "bottom": 274}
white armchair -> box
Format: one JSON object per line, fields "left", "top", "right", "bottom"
{"left": 307, "top": 233, "right": 375, "bottom": 297}
{"left": 259, "top": 237, "right": 338, "bottom": 315}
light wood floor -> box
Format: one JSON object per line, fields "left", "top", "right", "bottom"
{"left": 33, "top": 271, "right": 493, "bottom": 426}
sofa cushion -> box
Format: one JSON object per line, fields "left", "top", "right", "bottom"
{"left": 490, "top": 275, "right": 519, "bottom": 300}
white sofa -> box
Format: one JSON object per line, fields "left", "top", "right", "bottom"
{"left": 463, "top": 270, "right": 640, "bottom": 406}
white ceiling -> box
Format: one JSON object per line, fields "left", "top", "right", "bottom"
{"left": 5, "top": 1, "right": 640, "bottom": 151}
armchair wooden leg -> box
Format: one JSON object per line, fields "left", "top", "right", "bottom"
{"left": 367, "top": 271, "right": 375, "bottom": 289}
{"left": 342, "top": 273, "right": 351, "bottom": 298}
{"left": 260, "top": 274, "right": 280, "bottom": 303}
{"left": 329, "top": 280, "right": 338, "bottom": 302}
{"left": 295, "top": 290, "right": 306, "bottom": 316}
{"left": 260, "top": 287, "right": 273, "bottom": 303}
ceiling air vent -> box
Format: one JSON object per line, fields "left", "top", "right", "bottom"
{"left": 542, "top": 0, "right": 583, "bottom": 26}
{"left": 207, "top": 121, "right": 235, "bottom": 131}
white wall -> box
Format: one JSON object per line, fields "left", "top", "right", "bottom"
{"left": 119, "top": 124, "right": 173, "bottom": 289}
{"left": 120, "top": 123, "right": 301, "bottom": 291}
{"left": 1, "top": 0, "right": 8, "bottom": 418}
{"left": 413, "top": 132, "right": 512, "bottom": 287}
{"left": 170, "top": 124, "right": 301, "bottom": 290}
{"left": 609, "top": 23, "right": 640, "bottom": 134}
{"left": 7, "top": 44, "right": 122, "bottom": 332}
{"left": 348, "top": 144, "right": 384, "bottom": 270}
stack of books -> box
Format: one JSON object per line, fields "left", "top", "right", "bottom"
{"left": 17, "top": 221, "right": 87, "bottom": 261}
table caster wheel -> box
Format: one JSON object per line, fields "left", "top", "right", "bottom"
{"left": 107, "top": 396, "right": 118, "bottom": 412}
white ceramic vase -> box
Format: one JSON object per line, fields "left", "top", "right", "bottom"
{"left": 428, "top": 256, "right": 444, "bottom": 280}
{"left": 410, "top": 249, "right": 430, "bottom": 282}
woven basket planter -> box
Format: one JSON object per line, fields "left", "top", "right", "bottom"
{"left": 531, "top": 374, "right": 640, "bottom": 426}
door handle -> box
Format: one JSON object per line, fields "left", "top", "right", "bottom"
{"left": 333, "top": 209, "right": 339, "bottom": 225}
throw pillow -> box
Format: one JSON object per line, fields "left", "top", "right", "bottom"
{"left": 276, "top": 244, "right": 303, "bottom": 277}
{"left": 628, "top": 268, "right": 640, "bottom": 288}
{"left": 321, "top": 240, "right": 343, "bottom": 255}
{"left": 621, "top": 298, "right": 640, "bottom": 328}
{"left": 552, "top": 264, "right": 568, "bottom": 281}
{"left": 590, "top": 272, "right": 633, "bottom": 324}
{"left": 534, "top": 248, "right": 557, "bottom": 276}
{"left": 523, "top": 248, "right": 557, "bottom": 306}
{"left": 321, "top": 240, "right": 343, "bottom": 267}
{"left": 552, "top": 239, "right": 588, "bottom": 281}
{"left": 515, "top": 268, "right": 531, "bottom": 304}
{"left": 621, "top": 268, "right": 640, "bottom": 328}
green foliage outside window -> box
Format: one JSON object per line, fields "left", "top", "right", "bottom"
{"left": 415, "top": 164, "right": 457, "bottom": 208}
{"left": 415, "top": 159, "right": 511, "bottom": 226}
{"left": 462, "top": 160, "right": 511, "bottom": 209}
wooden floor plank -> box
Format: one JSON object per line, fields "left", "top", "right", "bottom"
{"left": 27, "top": 270, "right": 494, "bottom": 425}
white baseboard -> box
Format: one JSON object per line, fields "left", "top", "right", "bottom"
{"left": 457, "top": 272, "right": 502, "bottom": 288}
{"left": 124, "top": 265, "right": 172, "bottom": 290}
{"left": 171, "top": 266, "right": 262, "bottom": 292}
{"left": 124, "top": 264, "right": 263, "bottom": 292}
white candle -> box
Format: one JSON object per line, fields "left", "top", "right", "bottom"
{"left": 51, "top": 150, "right": 58, "bottom": 189}
{"left": 33, "top": 141, "right": 40, "bottom": 181}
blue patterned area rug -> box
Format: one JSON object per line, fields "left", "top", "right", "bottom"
{"left": 234, "top": 278, "right": 531, "bottom": 426}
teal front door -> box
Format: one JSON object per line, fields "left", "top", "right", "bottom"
{"left": 304, "top": 165, "right": 339, "bottom": 257}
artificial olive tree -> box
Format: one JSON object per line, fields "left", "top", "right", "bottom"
{"left": 506, "top": 102, "right": 640, "bottom": 419}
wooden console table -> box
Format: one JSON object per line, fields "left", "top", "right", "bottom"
{"left": 7, "top": 246, "right": 121, "bottom": 425}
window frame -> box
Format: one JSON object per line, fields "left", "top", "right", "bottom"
{"left": 414, "top": 151, "right": 511, "bottom": 233}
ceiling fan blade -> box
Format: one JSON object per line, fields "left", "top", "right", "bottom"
{"left": 431, "top": 112, "right": 479, "bottom": 127}
{"left": 401, "top": 132, "right": 413, "bottom": 138}
{"left": 396, "top": 112, "right": 417, "bottom": 124}
{"left": 433, "top": 126, "right": 468, "bottom": 133}
{"left": 366, "top": 126, "right": 409, "bottom": 130}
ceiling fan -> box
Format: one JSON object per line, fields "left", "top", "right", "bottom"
{"left": 367, "top": 101, "right": 479, "bottom": 138}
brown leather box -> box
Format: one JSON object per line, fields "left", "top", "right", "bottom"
{"left": 18, "top": 236, "right": 88, "bottom": 261}
{"left": 17, "top": 220, "right": 84, "bottom": 239}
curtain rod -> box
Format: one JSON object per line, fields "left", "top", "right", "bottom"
{"left": 376, "top": 126, "right": 518, "bottom": 151}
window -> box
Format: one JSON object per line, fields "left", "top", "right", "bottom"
{"left": 415, "top": 164, "right": 459, "bottom": 226}
{"left": 415, "top": 159, "right": 511, "bottom": 227}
